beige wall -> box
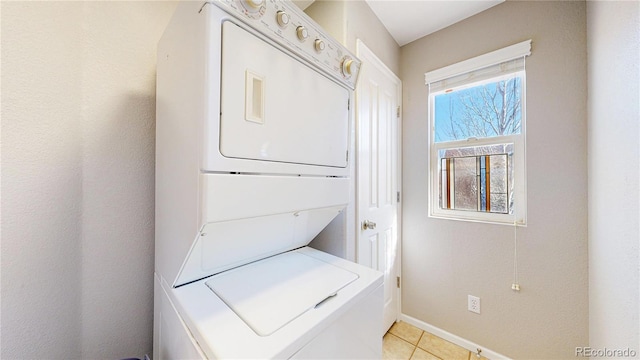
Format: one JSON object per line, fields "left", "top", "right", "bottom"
{"left": 304, "top": 0, "right": 346, "bottom": 46}
{"left": 344, "top": 0, "right": 400, "bottom": 76}
{"left": 587, "top": 0, "right": 639, "bottom": 353}
{"left": 400, "top": 1, "right": 588, "bottom": 358}
{"left": 2, "top": 3, "right": 84, "bottom": 357}
{"left": 1, "top": 2, "right": 177, "bottom": 358}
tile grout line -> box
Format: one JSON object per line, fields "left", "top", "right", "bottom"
{"left": 411, "top": 331, "right": 425, "bottom": 359}
{"left": 414, "top": 330, "right": 471, "bottom": 360}
{"left": 386, "top": 332, "right": 418, "bottom": 359}
{"left": 409, "top": 344, "right": 418, "bottom": 359}
{"left": 388, "top": 332, "right": 418, "bottom": 347}
{"left": 387, "top": 322, "right": 475, "bottom": 360}
{"left": 407, "top": 331, "right": 423, "bottom": 359}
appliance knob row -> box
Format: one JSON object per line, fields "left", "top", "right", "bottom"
{"left": 242, "top": 1, "right": 334, "bottom": 62}
{"left": 270, "top": 10, "right": 341, "bottom": 72}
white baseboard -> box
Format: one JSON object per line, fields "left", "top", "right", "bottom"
{"left": 398, "top": 313, "right": 511, "bottom": 360}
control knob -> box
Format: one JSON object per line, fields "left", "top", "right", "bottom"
{"left": 342, "top": 57, "right": 355, "bottom": 78}
{"left": 314, "top": 39, "right": 326, "bottom": 52}
{"left": 296, "top": 26, "right": 308, "bottom": 41}
{"left": 244, "top": 0, "right": 264, "bottom": 8}
{"left": 276, "top": 11, "right": 290, "bottom": 28}
{"left": 240, "top": 0, "right": 265, "bottom": 18}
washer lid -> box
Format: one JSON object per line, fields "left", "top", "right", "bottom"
{"left": 205, "top": 251, "right": 358, "bottom": 336}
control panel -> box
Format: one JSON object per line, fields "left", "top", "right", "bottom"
{"left": 209, "top": 0, "right": 361, "bottom": 90}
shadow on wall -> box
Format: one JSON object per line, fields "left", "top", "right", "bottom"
{"left": 80, "top": 91, "right": 158, "bottom": 359}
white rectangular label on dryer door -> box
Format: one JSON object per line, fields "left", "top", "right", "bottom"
{"left": 220, "top": 21, "right": 350, "bottom": 168}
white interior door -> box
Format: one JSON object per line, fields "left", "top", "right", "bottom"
{"left": 355, "top": 40, "right": 402, "bottom": 335}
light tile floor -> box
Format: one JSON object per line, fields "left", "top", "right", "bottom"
{"left": 383, "top": 321, "right": 488, "bottom": 360}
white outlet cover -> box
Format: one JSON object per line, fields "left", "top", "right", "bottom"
{"left": 468, "top": 295, "right": 480, "bottom": 314}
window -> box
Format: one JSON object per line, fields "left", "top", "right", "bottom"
{"left": 425, "top": 40, "right": 531, "bottom": 224}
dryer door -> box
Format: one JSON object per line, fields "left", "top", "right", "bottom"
{"left": 219, "top": 21, "right": 350, "bottom": 169}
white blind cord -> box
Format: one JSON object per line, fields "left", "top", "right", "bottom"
{"left": 512, "top": 221, "right": 521, "bottom": 291}
{"left": 510, "top": 55, "right": 524, "bottom": 293}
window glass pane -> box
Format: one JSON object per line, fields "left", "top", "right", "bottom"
{"left": 440, "top": 158, "right": 450, "bottom": 209}
{"left": 488, "top": 154, "right": 508, "bottom": 214}
{"left": 438, "top": 145, "right": 513, "bottom": 214}
{"left": 479, "top": 156, "right": 487, "bottom": 211}
{"left": 434, "top": 75, "right": 522, "bottom": 143}
{"left": 452, "top": 157, "right": 477, "bottom": 211}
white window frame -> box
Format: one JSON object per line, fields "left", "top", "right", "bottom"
{"left": 425, "top": 40, "right": 531, "bottom": 225}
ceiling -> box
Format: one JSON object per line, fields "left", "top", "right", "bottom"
{"left": 295, "top": 1, "right": 504, "bottom": 47}
{"left": 365, "top": 0, "right": 504, "bottom": 46}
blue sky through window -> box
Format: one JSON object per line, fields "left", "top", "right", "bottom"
{"left": 434, "top": 77, "right": 522, "bottom": 143}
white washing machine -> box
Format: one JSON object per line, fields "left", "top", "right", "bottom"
{"left": 154, "top": 0, "right": 383, "bottom": 359}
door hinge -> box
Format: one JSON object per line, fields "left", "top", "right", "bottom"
{"left": 348, "top": 98, "right": 350, "bottom": 111}
{"left": 396, "top": 106, "right": 400, "bottom": 118}
{"left": 346, "top": 150, "right": 349, "bottom": 162}
{"left": 397, "top": 191, "right": 400, "bottom": 203}
{"left": 396, "top": 276, "right": 401, "bottom": 288}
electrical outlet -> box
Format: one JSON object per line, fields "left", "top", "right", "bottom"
{"left": 468, "top": 295, "right": 480, "bottom": 314}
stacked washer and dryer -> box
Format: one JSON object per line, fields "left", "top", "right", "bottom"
{"left": 154, "top": 0, "right": 383, "bottom": 358}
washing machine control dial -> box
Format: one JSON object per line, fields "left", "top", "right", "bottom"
{"left": 296, "top": 26, "right": 309, "bottom": 41}
{"left": 342, "top": 57, "right": 355, "bottom": 78}
{"left": 239, "top": 0, "right": 266, "bottom": 18}
{"left": 244, "top": 0, "right": 264, "bottom": 8}
{"left": 276, "top": 11, "right": 290, "bottom": 28}
{"left": 314, "top": 39, "right": 325, "bottom": 53}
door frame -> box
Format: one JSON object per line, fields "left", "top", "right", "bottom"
{"left": 355, "top": 39, "right": 403, "bottom": 329}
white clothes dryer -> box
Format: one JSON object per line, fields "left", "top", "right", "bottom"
{"left": 154, "top": 1, "right": 383, "bottom": 359}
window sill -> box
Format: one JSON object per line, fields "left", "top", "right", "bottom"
{"left": 429, "top": 210, "right": 526, "bottom": 227}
